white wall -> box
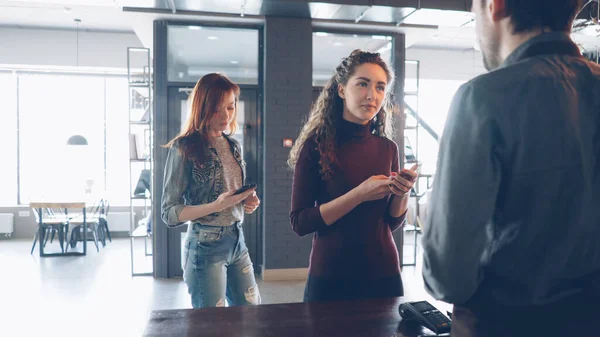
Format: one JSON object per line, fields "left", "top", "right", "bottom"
{"left": 406, "top": 47, "right": 486, "bottom": 81}
{"left": 0, "top": 27, "right": 143, "bottom": 69}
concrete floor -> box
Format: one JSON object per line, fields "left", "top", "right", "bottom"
{"left": 0, "top": 234, "right": 449, "bottom": 337}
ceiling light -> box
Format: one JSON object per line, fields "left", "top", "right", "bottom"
{"left": 315, "top": 32, "right": 328, "bottom": 37}
{"left": 208, "top": 36, "right": 218, "bottom": 40}
{"left": 372, "top": 35, "right": 388, "bottom": 40}
{"left": 188, "top": 26, "right": 202, "bottom": 30}
{"left": 230, "top": 60, "right": 239, "bottom": 64}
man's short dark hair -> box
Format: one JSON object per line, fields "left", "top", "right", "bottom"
{"left": 489, "top": 0, "right": 584, "bottom": 33}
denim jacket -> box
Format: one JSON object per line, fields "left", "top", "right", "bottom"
{"left": 161, "top": 134, "right": 246, "bottom": 228}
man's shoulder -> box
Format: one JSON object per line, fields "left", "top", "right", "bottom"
{"left": 454, "top": 59, "right": 558, "bottom": 118}
{"left": 466, "top": 55, "right": 598, "bottom": 98}
{"left": 464, "top": 61, "right": 536, "bottom": 95}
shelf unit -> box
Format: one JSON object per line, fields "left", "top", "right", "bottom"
{"left": 127, "top": 47, "right": 153, "bottom": 277}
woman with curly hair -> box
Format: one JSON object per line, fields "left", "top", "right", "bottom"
{"left": 289, "top": 49, "right": 419, "bottom": 302}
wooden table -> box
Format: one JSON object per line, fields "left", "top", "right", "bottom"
{"left": 143, "top": 297, "right": 439, "bottom": 337}
{"left": 29, "top": 201, "right": 87, "bottom": 257}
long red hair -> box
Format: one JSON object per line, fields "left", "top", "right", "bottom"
{"left": 165, "top": 73, "right": 240, "bottom": 164}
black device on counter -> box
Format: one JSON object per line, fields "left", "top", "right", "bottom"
{"left": 234, "top": 184, "right": 257, "bottom": 195}
{"left": 399, "top": 301, "right": 452, "bottom": 335}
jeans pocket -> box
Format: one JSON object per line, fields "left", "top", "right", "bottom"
{"left": 196, "top": 226, "right": 223, "bottom": 246}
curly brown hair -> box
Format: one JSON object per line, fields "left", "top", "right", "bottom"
{"left": 287, "top": 49, "right": 397, "bottom": 180}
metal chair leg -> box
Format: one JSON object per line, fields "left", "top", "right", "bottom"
{"left": 43, "top": 227, "right": 51, "bottom": 247}
{"left": 91, "top": 226, "right": 99, "bottom": 252}
{"left": 103, "top": 219, "right": 112, "bottom": 243}
{"left": 30, "top": 230, "right": 39, "bottom": 254}
{"left": 58, "top": 225, "right": 64, "bottom": 253}
{"left": 97, "top": 222, "right": 106, "bottom": 247}
{"left": 64, "top": 224, "right": 70, "bottom": 252}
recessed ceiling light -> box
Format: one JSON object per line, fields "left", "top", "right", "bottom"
{"left": 333, "top": 42, "right": 343, "bottom": 46}
{"left": 372, "top": 35, "right": 389, "bottom": 40}
{"left": 188, "top": 26, "right": 202, "bottom": 30}
{"left": 315, "top": 32, "right": 328, "bottom": 37}
{"left": 230, "top": 60, "right": 239, "bottom": 64}
{"left": 208, "top": 36, "right": 218, "bottom": 40}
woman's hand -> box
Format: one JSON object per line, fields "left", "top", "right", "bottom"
{"left": 389, "top": 164, "right": 419, "bottom": 197}
{"left": 243, "top": 191, "right": 261, "bottom": 214}
{"left": 215, "top": 188, "right": 256, "bottom": 212}
{"left": 354, "top": 175, "right": 394, "bottom": 202}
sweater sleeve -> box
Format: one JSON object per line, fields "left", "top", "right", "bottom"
{"left": 290, "top": 138, "right": 328, "bottom": 237}
{"left": 384, "top": 141, "right": 407, "bottom": 232}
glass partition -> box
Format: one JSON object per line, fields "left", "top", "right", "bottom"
{"left": 167, "top": 25, "right": 259, "bottom": 84}
{"left": 0, "top": 73, "right": 17, "bottom": 205}
{"left": 312, "top": 32, "right": 393, "bottom": 86}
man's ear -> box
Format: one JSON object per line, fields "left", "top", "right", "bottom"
{"left": 490, "top": 0, "right": 507, "bottom": 21}
{"left": 337, "top": 84, "right": 345, "bottom": 99}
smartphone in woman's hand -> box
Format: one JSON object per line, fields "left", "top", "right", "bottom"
{"left": 234, "top": 184, "right": 257, "bottom": 195}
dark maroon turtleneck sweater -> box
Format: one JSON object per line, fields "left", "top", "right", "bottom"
{"left": 290, "top": 119, "right": 407, "bottom": 280}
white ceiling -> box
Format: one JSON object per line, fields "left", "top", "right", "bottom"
{"left": 0, "top": 0, "right": 134, "bottom": 32}
{"left": 1, "top": 0, "right": 598, "bottom": 69}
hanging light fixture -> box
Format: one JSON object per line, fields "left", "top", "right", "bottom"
{"left": 66, "top": 135, "right": 88, "bottom": 146}
{"left": 66, "top": 18, "right": 87, "bottom": 146}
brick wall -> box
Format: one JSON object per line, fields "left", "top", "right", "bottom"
{"left": 263, "top": 17, "right": 314, "bottom": 269}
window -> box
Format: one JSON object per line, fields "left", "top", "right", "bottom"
{"left": 105, "top": 77, "right": 131, "bottom": 205}
{"left": 0, "top": 73, "right": 17, "bottom": 205}
{"left": 0, "top": 71, "right": 136, "bottom": 206}
{"left": 18, "top": 74, "right": 105, "bottom": 202}
{"left": 408, "top": 79, "right": 465, "bottom": 175}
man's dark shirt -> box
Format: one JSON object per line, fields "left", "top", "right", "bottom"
{"left": 423, "top": 32, "right": 600, "bottom": 307}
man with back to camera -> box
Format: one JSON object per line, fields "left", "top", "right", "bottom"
{"left": 421, "top": 0, "right": 600, "bottom": 336}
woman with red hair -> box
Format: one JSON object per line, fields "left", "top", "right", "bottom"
{"left": 162, "top": 73, "right": 261, "bottom": 308}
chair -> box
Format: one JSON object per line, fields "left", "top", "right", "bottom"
{"left": 97, "top": 198, "right": 112, "bottom": 246}
{"left": 30, "top": 208, "right": 69, "bottom": 254}
{"left": 65, "top": 200, "right": 103, "bottom": 252}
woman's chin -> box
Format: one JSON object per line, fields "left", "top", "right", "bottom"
{"left": 360, "top": 112, "right": 377, "bottom": 122}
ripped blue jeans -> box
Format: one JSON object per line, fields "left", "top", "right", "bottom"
{"left": 182, "top": 222, "right": 261, "bottom": 308}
